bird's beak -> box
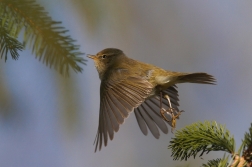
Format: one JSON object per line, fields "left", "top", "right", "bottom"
{"left": 87, "top": 54, "right": 96, "bottom": 59}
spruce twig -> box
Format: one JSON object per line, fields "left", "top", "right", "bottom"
{"left": 202, "top": 157, "right": 229, "bottom": 167}
{"left": 0, "top": 20, "right": 23, "bottom": 61}
{"left": 0, "top": 0, "right": 86, "bottom": 76}
{"left": 168, "top": 121, "right": 252, "bottom": 167}
{"left": 242, "top": 123, "right": 252, "bottom": 166}
{"left": 168, "top": 121, "right": 235, "bottom": 161}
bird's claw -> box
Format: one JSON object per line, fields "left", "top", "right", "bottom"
{"left": 160, "top": 107, "right": 184, "bottom": 133}
{"left": 159, "top": 92, "right": 184, "bottom": 133}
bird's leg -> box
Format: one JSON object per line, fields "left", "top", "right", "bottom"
{"left": 160, "top": 92, "right": 170, "bottom": 122}
{"left": 160, "top": 92, "right": 174, "bottom": 122}
{"left": 164, "top": 95, "right": 172, "bottom": 108}
{"left": 161, "top": 94, "right": 184, "bottom": 132}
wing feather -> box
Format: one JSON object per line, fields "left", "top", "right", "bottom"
{"left": 94, "top": 76, "right": 153, "bottom": 152}
{"left": 138, "top": 105, "right": 160, "bottom": 138}
{"left": 134, "top": 108, "right": 148, "bottom": 135}
{"left": 106, "top": 91, "right": 129, "bottom": 118}
{"left": 133, "top": 85, "right": 180, "bottom": 137}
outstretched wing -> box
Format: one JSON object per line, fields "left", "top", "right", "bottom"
{"left": 134, "top": 85, "right": 180, "bottom": 138}
{"left": 94, "top": 76, "right": 153, "bottom": 152}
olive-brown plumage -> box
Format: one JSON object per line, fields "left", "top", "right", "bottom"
{"left": 88, "top": 48, "right": 215, "bottom": 152}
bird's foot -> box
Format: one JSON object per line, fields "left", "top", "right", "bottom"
{"left": 160, "top": 107, "right": 184, "bottom": 133}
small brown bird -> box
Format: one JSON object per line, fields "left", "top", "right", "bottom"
{"left": 88, "top": 48, "right": 215, "bottom": 152}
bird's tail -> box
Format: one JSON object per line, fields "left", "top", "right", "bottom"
{"left": 177, "top": 73, "right": 216, "bottom": 84}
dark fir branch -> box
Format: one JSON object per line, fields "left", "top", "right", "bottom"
{"left": 0, "top": 0, "right": 86, "bottom": 76}
{"left": 243, "top": 123, "right": 252, "bottom": 165}
{"left": 168, "top": 121, "right": 235, "bottom": 161}
{"left": 202, "top": 158, "right": 228, "bottom": 167}
{"left": 0, "top": 21, "right": 23, "bottom": 61}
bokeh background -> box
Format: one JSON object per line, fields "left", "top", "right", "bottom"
{"left": 1, "top": 0, "right": 252, "bottom": 167}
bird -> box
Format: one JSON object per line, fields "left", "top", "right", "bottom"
{"left": 87, "top": 48, "right": 216, "bottom": 152}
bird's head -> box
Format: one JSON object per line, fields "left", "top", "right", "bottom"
{"left": 87, "top": 48, "right": 124, "bottom": 79}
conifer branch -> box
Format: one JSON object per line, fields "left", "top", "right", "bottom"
{"left": 0, "top": 0, "right": 86, "bottom": 76}
{"left": 242, "top": 123, "right": 252, "bottom": 166}
{"left": 202, "top": 158, "right": 228, "bottom": 167}
{"left": 168, "top": 121, "right": 235, "bottom": 161}
{"left": 0, "top": 20, "right": 23, "bottom": 61}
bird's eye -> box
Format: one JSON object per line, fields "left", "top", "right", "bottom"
{"left": 102, "top": 55, "right": 107, "bottom": 59}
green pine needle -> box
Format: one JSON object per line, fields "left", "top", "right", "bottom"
{"left": 168, "top": 121, "right": 235, "bottom": 161}
{"left": 0, "top": 0, "right": 86, "bottom": 76}
{"left": 242, "top": 123, "right": 252, "bottom": 164}
{"left": 202, "top": 158, "right": 225, "bottom": 167}
{"left": 0, "top": 22, "right": 23, "bottom": 61}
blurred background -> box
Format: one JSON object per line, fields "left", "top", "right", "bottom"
{"left": 1, "top": 0, "right": 252, "bottom": 167}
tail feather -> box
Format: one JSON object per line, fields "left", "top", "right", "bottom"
{"left": 177, "top": 73, "right": 216, "bottom": 84}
